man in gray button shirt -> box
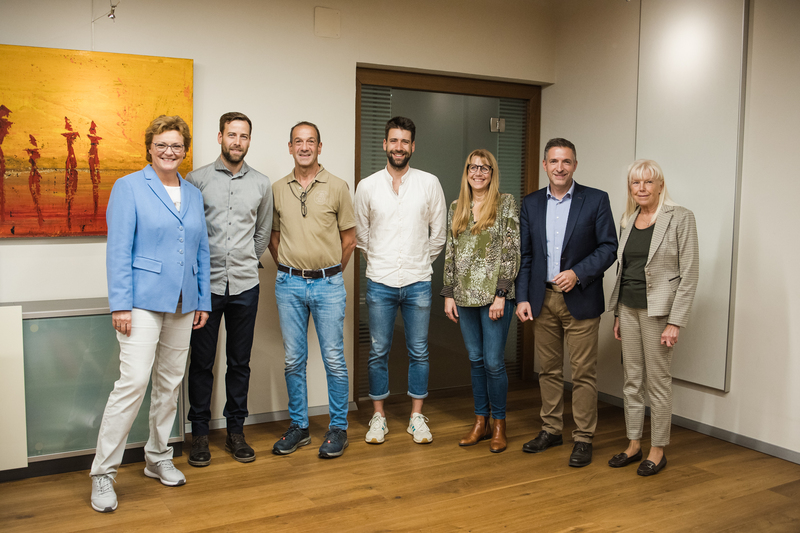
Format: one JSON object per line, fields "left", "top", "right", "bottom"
{"left": 185, "top": 112, "right": 273, "bottom": 466}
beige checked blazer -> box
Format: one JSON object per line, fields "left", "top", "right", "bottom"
{"left": 607, "top": 204, "right": 699, "bottom": 327}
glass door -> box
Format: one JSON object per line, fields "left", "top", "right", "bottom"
{"left": 357, "top": 85, "right": 527, "bottom": 399}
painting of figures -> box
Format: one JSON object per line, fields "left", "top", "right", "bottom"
{"left": 0, "top": 44, "right": 193, "bottom": 238}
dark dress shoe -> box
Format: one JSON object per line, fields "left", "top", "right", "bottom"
{"left": 522, "top": 430, "right": 563, "bottom": 453}
{"left": 459, "top": 415, "right": 491, "bottom": 446}
{"left": 226, "top": 433, "right": 256, "bottom": 463}
{"left": 608, "top": 449, "right": 643, "bottom": 468}
{"left": 568, "top": 442, "right": 593, "bottom": 467}
{"left": 188, "top": 434, "right": 211, "bottom": 467}
{"left": 637, "top": 455, "right": 667, "bottom": 476}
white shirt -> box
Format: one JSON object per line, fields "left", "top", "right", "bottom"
{"left": 354, "top": 166, "right": 447, "bottom": 288}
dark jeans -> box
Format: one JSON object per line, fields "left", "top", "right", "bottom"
{"left": 457, "top": 300, "right": 514, "bottom": 419}
{"left": 188, "top": 284, "right": 260, "bottom": 436}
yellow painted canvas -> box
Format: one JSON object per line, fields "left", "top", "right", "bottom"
{"left": 0, "top": 44, "right": 193, "bottom": 237}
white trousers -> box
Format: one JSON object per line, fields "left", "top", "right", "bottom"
{"left": 91, "top": 308, "right": 194, "bottom": 477}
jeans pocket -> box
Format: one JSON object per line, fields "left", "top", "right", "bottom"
{"left": 276, "top": 271, "right": 288, "bottom": 284}
{"left": 326, "top": 273, "right": 344, "bottom": 285}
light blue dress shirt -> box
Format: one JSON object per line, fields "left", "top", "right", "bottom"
{"left": 545, "top": 180, "right": 575, "bottom": 281}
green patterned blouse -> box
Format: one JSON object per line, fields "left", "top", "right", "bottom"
{"left": 441, "top": 193, "right": 521, "bottom": 307}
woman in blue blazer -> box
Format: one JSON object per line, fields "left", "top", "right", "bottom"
{"left": 90, "top": 116, "right": 211, "bottom": 513}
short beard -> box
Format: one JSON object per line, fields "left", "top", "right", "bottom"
{"left": 386, "top": 150, "right": 411, "bottom": 170}
{"left": 222, "top": 145, "right": 246, "bottom": 165}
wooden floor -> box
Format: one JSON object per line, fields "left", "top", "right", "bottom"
{"left": 2, "top": 385, "right": 799, "bottom": 532}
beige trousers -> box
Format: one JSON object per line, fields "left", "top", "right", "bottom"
{"left": 618, "top": 303, "right": 673, "bottom": 447}
{"left": 91, "top": 307, "right": 194, "bottom": 478}
{"left": 534, "top": 288, "right": 600, "bottom": 443}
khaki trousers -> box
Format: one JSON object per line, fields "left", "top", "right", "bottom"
{"left": 534, "top": 288, "right": 600, "bottom": 442}
{"left": 618, "top": 303, "right": 673, "bottom": 447}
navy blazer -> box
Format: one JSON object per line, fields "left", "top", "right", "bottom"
{"left": 515, "top": 181, "right": 617, "bottom": 320}
{"left": 106, "top": 165, "right": 212, "bottom": 314}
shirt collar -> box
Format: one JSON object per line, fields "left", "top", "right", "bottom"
{"left": 289, "top": 165, "right": 327, "bottom": 184}
{"left": 546, "top": 180, "right": 576, "bottom": 200}
{"left": 214, "top": 156, "right": 251, "bottom": 178}
{"left": 384, "top": 165, "right": 412, "bottom": 184}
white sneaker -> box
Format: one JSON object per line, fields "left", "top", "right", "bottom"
{"left": 365, "top": 413, "right": 388, "bottom": 444}
{"left": 407, "top": 413, "right": 433, "bottom": 444}
{"left": 91, "top": 474, "right": 117, "bottom": 513}
{"left": 144, "top": 459, "right": 186, "bottom": 486}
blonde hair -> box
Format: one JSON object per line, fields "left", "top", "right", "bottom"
{"left": 451, "top": 149, "right": 501, "bottom": 237}
{"left": 620, "top": 159, "right": 676, "bottom": 229}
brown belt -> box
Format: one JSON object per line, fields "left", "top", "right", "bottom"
{"left": 278, "top": 264, "right": 342, "bottom": 279}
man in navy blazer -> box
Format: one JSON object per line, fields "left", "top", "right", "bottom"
{"left": 515, "top": 138, "right": 617, "bottom": 467}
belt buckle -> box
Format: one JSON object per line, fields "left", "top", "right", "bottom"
{"left": 301, "top": 269, "right": 313, "bottom": 279}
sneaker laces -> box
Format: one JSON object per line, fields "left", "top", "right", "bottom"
{"left": 411, "top": 414, "right": 430, "bottom": 432}
{"left": 368, "top": 413, "right": 384, "bottom": 430}
{"left": 282, "top": 426, "right": 301, "bottom": 440}
{"left": 156, "top": 459, "right": 177, "bottom": 472}
{"left": 323, "top": 429, "right": 344, "bottom": 444}
{"left": 94, "top": 475, "right": 115, "bottom": 496}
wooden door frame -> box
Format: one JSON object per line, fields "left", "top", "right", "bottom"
{"left": 353, "top": 67, "right": 542, "bottom": 405}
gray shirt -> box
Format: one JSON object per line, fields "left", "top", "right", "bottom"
{"left": 186, "top": 157, "right": 273, "bottom": 296}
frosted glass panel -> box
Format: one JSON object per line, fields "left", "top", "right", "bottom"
{"left": 22, "top": 314, "right": 181, "bottom": 458}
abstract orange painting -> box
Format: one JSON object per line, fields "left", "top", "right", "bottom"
{"left": 0, "top": 45, "right": 193, "bottom": 238}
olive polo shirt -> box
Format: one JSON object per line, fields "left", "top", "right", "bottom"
{"left": 272, "top": 165, "right": 355, "bottom": 270}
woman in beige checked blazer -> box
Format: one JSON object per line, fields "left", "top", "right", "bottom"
{"left": 606, "top": 159, "right": 699, "bottom": 477}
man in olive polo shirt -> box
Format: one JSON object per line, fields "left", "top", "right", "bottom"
{"left": 268, "top": 121, "right": 357, "bottom": 459}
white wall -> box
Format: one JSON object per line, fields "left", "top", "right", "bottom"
{"left": 542, "top": 0, "right": 800, "bottom": 456}
{"left": 3, "top": 0, "right": 796, "bottom": 458}
{"left": 0, "top": 0, "right": 555, "bottom": 425}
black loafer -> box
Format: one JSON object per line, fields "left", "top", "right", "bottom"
{"left": 569, "top": 442, "right": 593, "bottom": 468}
{"left": 522, "top": 430, "right": 563, "bottom": 453}
{"left": 608, "top": 449, "right": 643, "bottom": 468}
{"left": 637, "top": 455, "right": 667, "bottom": 476}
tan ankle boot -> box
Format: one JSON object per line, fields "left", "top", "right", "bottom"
{"left": 489, "top": 419, "right": 507, "bottom": 453}
{"left": 459, "top": 415, "right": 491, "bottom": 446}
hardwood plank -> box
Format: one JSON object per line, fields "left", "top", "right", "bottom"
{"left": 1, "top": 386, "right": 798, "bottom": 532}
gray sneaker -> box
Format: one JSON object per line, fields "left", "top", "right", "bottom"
{"left": 90, "top": 474, "right": 117, "bottom": 513}
{"left": 272, "top": 424, "right": 311, "bottom": 455}
{"left": 144, "top": 459, "right": 186, "bottom": 486}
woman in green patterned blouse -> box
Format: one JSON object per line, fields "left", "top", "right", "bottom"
{"left": 442, "top": 149, "right": 521, "bottom": 453}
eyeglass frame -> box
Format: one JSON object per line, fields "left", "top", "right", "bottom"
{"left": 468, "top": 164, "right": 493, "bottom": 175}
{"left": 152, "top": 142, "right": 186, "bottom": 154}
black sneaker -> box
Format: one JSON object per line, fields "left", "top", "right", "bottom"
{"left": 319, "top": 428, "right": 348, "bottom": 459}
{"left": 188, "top": 434, "right": 211, "bottom": 467}
{"left": 226, "top": 433, "right": 255, "bottom": 463}
{"left": 272, "top": 425, "right": 311, "bottom": 455}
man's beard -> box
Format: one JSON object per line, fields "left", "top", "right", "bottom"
{"left": 386, "top": 150, "right": 411, "bottom": 170}
{"left": 222, "top": 144, "right": 247, "bottom": 165}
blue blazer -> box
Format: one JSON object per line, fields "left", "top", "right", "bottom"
{"left": 515, "top": 181, "right": 617, "bottom": 320}
{"left": 106, "top": 165, "right": 211, "bottom": 314}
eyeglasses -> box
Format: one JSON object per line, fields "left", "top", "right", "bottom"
{"left": 152, "top": 142, "right": 185, "bottom": 154}
{"left": 468, "top": 164, "right": 492, "bottom": 175}
{"left": 290, "top": 182, "right": 316, "bottom": 217}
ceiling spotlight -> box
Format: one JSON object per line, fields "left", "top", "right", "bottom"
{"left": 108, "top": 1, "right": 119, "bottom": 21}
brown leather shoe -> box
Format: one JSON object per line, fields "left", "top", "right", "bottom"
{"left": 489, "top": 419, "right": 507, "bottom": 453}
{"left": 459, "top": 415, "right": 491, "bottom": 446}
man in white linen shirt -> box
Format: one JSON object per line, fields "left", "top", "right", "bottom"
{"left": 354, "top": 116, "right": 446, "bottom": 445}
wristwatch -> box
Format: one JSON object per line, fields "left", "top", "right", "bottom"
{"left": 495, "top": 289, "right": 507, "bottom": 298}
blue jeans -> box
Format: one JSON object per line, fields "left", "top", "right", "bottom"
{"left": 366, "top": 279, "right": 431, "bottom": 400}
{"left": 457, "top": 300, "right": 514, "bottom": 419}
{"left": 275, "top": 269, "right": 349, "bottom": 430}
